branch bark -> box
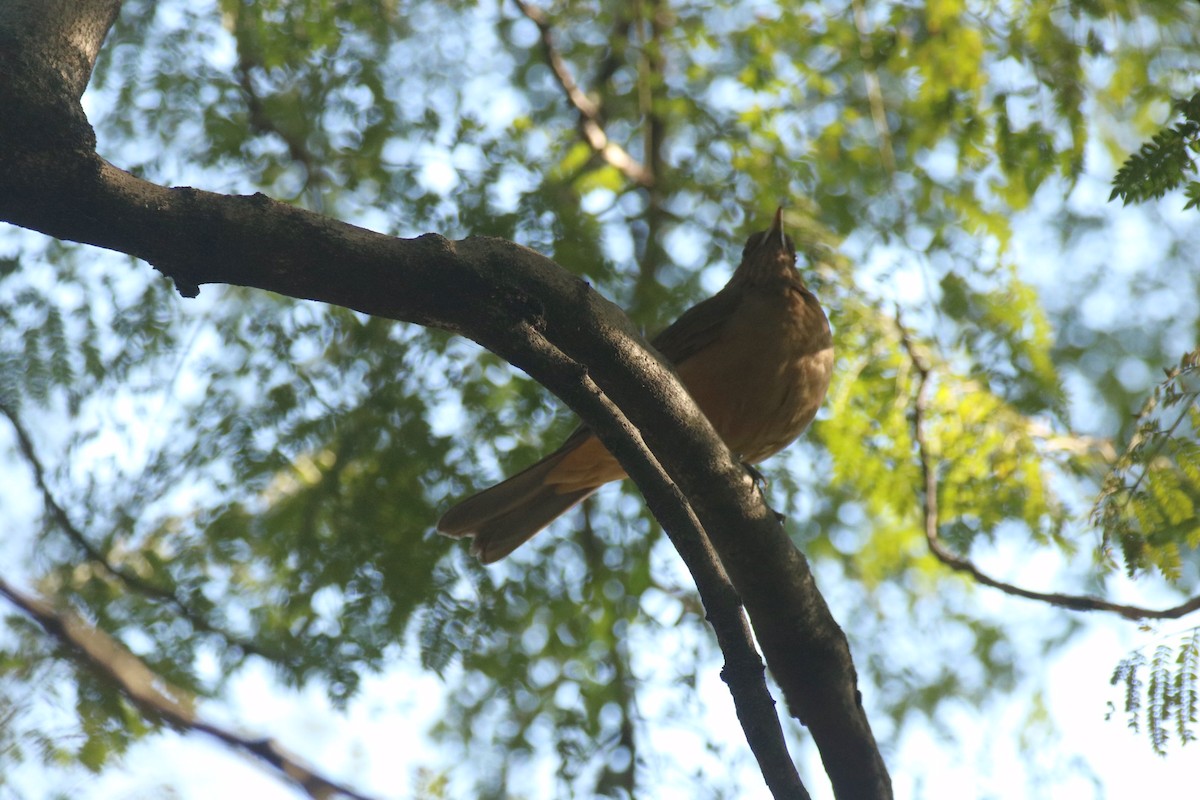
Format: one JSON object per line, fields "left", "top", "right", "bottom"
{"left": 0, "top": 3, "right": 890, "bottom": 797}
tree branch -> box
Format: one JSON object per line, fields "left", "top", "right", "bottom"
{"left": 851, "top": 0, "right": 896, "bottom": 175}
{"left": 0, "top": 400, "right": 289, "bottom": 663}
{"left": 0, "top": 4, "right": 889, "bottom": 796}
{"left": 228, "top": 7, "right": 327, "bottom": 207}
{"left": 0, "top": 0, "right": 120, "bottom": 102}
{"left": 513, "top": 0, "right": 656, "bottom": 188}
{"left": 897, "top": 316, "right": 1200, "bottom": 622}
{"left": 629, "top": 0, "right": 673, "bottom": 301}
{"left": 518, "top": 323, "right": 809, "bottom": 799}
{"left": 0, "top": 576, "right": 377, "bottom": 800}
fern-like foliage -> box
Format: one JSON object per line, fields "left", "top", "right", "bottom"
{"left": 1109, "top": 628, "right": 1200, "bottom": 755}
{"left": 1091, "top": 350, "right": 1200, "bottom": 578}
{"left": 1111, "top": 92, "right": 1200, "bottom": 208}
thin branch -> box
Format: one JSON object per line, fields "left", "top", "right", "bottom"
{"left": 1025, "top": 418, "right": 1117, "bottom": 462}
{"left": 0, "top": 576, "right": 376, "bottom": 800}
{"left": 513, "top": 0, "right": 656, "bottom": 188}
{"left": 638, "top": 0, "right": 668, "bottom": 186}
{"left": 236, "top": 63, "right": 318, "bottom": 177}
{"left": 632, "top": 0, "right": 672, "bottom": 296}
{"left": 896, "top": 315, "right": 1200, "bottom": 622}
{"left": 576, "top": 502, "right": 637, "bottom": 796}
{"left": 0, "top": 401, "right": 285, "bottom": 663}
{"left": 851, "top": 0, "right": 896, "bottom": 175}
{"left": 590, "top": 10, "right": 634, "bottom": 89}
{"left": 1121, "top": 392, "right": 1198, "bottom": 508}
{"left": 231, "top": 28, "right": 327, "bottom": 210}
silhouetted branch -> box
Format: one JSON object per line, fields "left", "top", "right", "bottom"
{"left": 518, "top": 323, "right": 810, "bottom": 800}
{"left": 0, "top": 576, "right": 377, "bottom": 800}
{"left": 0, "top": 401, "right": 285, "bottom": 662}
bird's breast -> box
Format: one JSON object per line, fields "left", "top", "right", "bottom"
{"left": 674, "top": 283, "right": 833, "bottom": 463}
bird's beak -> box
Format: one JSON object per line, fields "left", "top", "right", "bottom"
{"left": 767, "top": 206, "right": 786, "bottom": 250}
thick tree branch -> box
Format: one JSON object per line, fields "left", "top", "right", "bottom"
{"left": 518, "top": 323, "right": 809, "bottom": 799}
{"left": 513, "top": 0, "right": 656, "bottom": 188}
{"left": 0, "top": 4, "right": 889, "bottom": 797}
{"left": 898, "top": 317, "right": 1200, "bottom": 622}
{"left": 0, "top": 0, "right": 120, "bottom": 102}
{"left": 0, "top": 576, "right": 377, "bottom": 800}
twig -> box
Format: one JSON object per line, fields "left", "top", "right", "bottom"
{"left": 0, "top": 402, "right": 285, "bottom": 663}
{"left": 895, "top": 314, "right": 1200, "bottom": 622}
{"left": 851, "top": 0, "right": 896, "bottom": 175}
{"left": 513, "top": 0, "right": 656, "bottom": 188}
{"left": 236, "top": 59, "right": 320, "bottom": 178}
{"left": 638, "top": 0, "right": 668, "bottom": 188}
{"left": 0, "top": 576, "right": 376, "bottom": 800}
{"left": 1121, "top": 392, "right": 1198, "bottom": 509}
{"left": 230, "top": 9, "right": 326, "bottom": 209}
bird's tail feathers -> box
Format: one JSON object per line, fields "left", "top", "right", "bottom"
{"left": 437, "top": 451, "right": 597, "bottom": 563}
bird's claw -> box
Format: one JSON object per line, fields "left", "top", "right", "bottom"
{"left": 742, "top": 463, "right": 788, "bottom": 525}
{"left": 742, "top": 462, "right": 768, "bottom": 491}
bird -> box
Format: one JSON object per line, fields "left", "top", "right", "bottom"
{"left": 438, "top": 208, "right": 834, "bottom": 563}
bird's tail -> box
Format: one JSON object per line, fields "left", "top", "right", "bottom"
{"left": 437, "top": 450, "right": 598, "bottom": 563}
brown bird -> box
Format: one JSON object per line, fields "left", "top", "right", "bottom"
{"left": 438, "top": 208, "right": 834, "bottom": 562}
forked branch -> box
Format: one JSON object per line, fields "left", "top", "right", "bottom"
{"left": 517, "top": 323, "right": 809, "bottom": 799}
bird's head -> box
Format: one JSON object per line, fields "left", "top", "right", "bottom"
{"left": 736, "top": 207, "right": 798, "bottom": 283}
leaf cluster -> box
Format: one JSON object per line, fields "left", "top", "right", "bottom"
{"left": 1111, "top": 93, "right": 1200, "bottom": 209}
{"left": 1109, "top": 627, "right": 1200, "bottom": 754}
{"left": 1092, "top": 351, "right": 1200, "bottom": 579}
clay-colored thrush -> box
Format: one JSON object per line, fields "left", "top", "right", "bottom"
{"left": 438, "top": 208, "right": 834, "bottom": 562}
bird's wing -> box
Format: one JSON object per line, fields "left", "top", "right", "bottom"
{"left": 487, "top": 289, "right": 737, "bottom": 470}
{"left": 649, "top": 288, "right": 738, "bottom": 365}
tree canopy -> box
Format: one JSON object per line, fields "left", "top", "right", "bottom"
{"left": 2, "top": 1, "right": 1200, "bottom": 798}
